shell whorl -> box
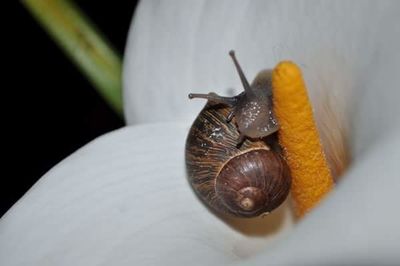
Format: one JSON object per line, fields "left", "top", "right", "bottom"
{"left": 185, "top": 104, "right": 291, "bottom": 218}
{"left": 216, "top": 149, "right": 290, "bottom": 217}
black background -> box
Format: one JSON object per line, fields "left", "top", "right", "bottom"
{"left": 3, "top": 1, "right": 138, "bottom": 216}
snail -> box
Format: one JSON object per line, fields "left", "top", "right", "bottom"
{"left": 185, "top": 51, "right": 291, "bottom": 218}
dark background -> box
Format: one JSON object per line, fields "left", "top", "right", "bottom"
{"left": 3, "top": 1, "right": 138, "bottom": 216}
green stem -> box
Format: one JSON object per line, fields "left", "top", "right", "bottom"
{"left": 21, "top": 0, "right": 123, "bottom": 116}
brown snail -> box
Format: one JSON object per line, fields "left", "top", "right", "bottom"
{"left": 185, "top": 51, "right": 291, "bottom": 218}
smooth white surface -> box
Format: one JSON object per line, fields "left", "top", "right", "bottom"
{"left": 1, "top": 125, "right": 399, "bottom": 265}
{"left": 0, "top": 123, "right": 294, "bottom": 266}
{"left": 123, "top": 0, "right": 400, "bottom": 144}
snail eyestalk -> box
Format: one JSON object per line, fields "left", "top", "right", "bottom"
{"left": 229, "top": 50, "right": 252, "bottom": 95}
{"left": 188, "top": 92, "right": 237, "bottom": 106}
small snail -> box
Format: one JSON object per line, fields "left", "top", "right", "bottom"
{"left": 185, "top": 51, "right": 291, "bottom": 218}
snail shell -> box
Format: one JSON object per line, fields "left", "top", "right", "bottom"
{"left": 185, "top": 104, "right": 291, "bottom": 218}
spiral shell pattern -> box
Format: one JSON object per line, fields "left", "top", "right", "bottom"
{"left": 185, "top": 104, "right": 291, "bottom": 217}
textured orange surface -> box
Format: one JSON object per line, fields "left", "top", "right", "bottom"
{"left": 272, "top": 61, "right": 334, "bottom": 217}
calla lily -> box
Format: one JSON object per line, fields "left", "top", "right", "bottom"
{"left": 2, "top": 1, "right": 400, "bottom": 265}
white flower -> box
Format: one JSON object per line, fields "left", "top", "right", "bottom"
{"left": 1, "top": 1, "right": 399, "bottom": 265}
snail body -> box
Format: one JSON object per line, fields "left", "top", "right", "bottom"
{"left": 185, "top": 51, "right": 291, "bottom": 218}
{"left": 189, "top": 51, "right": 279, "bottom": 144}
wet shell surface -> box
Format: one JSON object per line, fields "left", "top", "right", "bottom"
{"left": 185, "top": 104, "right": 291, "bottom": 218}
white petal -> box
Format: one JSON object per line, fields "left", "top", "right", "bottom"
{"left": 1, "top": 126, "right": 400, "bottom": 265}
{"left": 0, "top": 123, "right": 293, "bottom": 266}
{"left": 123, "top": 0, "right": 400, "bottom": 143}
